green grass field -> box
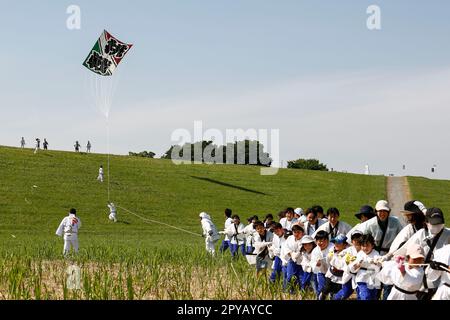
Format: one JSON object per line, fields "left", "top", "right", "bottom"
{"left": 1, "top": 145, "right": 449, "bottom": 299}
{"left": 0, "top": 145, "right": 387, "bottom": 254}
{"left": 407, "top": 176, "right": 450, "bottom": 222}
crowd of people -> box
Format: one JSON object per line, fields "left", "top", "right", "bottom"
{"left": 199, "top": 201, "right": 450, "bottom": 300}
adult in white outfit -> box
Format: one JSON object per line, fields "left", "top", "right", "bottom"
{"left": 200, "top": 212, "right": 220, "bottom": 255}
{"left": 56, "top": 208, "right": 81, "bottom": 256}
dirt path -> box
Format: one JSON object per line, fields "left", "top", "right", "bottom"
{"left": 386, "top": 176, "right": 412, "bottom": 226}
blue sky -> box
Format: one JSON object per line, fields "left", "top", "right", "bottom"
{"left": 1, "top": 1, "right": 450, "bottom": 179}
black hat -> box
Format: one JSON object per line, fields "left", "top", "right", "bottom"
{"left": 69, "top": 208, "right": 77, "bottom": 215}
{"left": 426, "top": 208, "right": 444, "bottom": 225}
{"left": 355, "top": 205, "right": 375, "bottom": 220}
{"left": 401, "top": 200, "right": 426, "bottom": 216}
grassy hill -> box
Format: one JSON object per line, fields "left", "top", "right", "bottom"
{"left": 2, "top": 145, "right": 450, "bottom": 300}
{"left": 408, "top": 176, "right": 450, "bottom": 221}
{"left": 0, "top": 145, "right": 386, "bottom": 254}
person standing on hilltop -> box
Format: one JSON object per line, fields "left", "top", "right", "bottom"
{"left": 56, "top": 208, "right": 81, "bottom": 256}
{"left": 43, "top": 138, "right": 49, "bottom": 150}
{"left": 74, "top": 141, "right": 81, "bottom": 152}
{"left": 34, "top": 138, "right": 40, "bottom": 154}
{"left": 86, "top": 141, "right": 92, "bottom": 153}
{"left": 20, "top": 137, "right": 25, "bottom": 148}
{"left": 97, "top": 165, "right": 104, "bottom": 182}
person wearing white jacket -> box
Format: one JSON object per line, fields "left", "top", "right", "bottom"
{"left": 320, "top": 234, "right": 353, "bottom": 300}
{"left": 356, "top": 200, "right": 402, "bottom": 300}
{"left": 269, "top": 223, "right": 287, "bottom": 283}
{"left": 388, "top": 207, "right": 450, "bottom": 300}
{"left": 304, "top": 208, "right": 326, "bottom": 236}
{"left": 225, "top": 214, "right": 246, "bottom": 258}
{"left": 279, "top": 208, "right": 298, "bottom": 231}
{"left": 428, "top": 244, "right": 450, "bottom": 300}
{"left": 345, "top": 205, "right": 376, "bottom": 244}
{"left": 378, "top": 244, "right": 425, "bottom": 300}
{"left": 299, "top": 235, "right": 317, "bottom": 292}
{"left": 107, "top": 202, "right": 117, "bottom": 222}
{"left": 253, "top": 221, "right": 274, "bottom": 276}
{"left": 341, "top": 230, "right": 363, "bottom": 298}
{"left": 56, "top": 208, "right": 81, "bottom": 256}
{"left": 219, "top": 208, "right": 233, "bottom": 253}
{"left": 243, "top": 216, "right": 257, "bottom": 254}
{"left": 312, "top": 207, "right": 352, "bottom": 240}
{"left": 310, "top": 230, "right": 334, "bottom": 298}
{"left": 349, "top": 234, "right": 381, "bottom": 300}
{"left": 281, "top": 225, "right": 305, "bottom": 291}
{"left": 389, "top": 200, "right": 427, "bottom": 254}
{"left": 199, "top": 212, "right": 220, "bottom": 255}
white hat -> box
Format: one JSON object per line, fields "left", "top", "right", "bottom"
{"left": 375, "top": 200, "right": 390, "bottom": 212}
{"left": 294, "top": 208, "right": 304, "bottom": 215}
{"left": 301, "top": 235, "right": 315, "bottom": 245}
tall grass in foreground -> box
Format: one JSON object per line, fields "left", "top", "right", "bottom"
{"left": 0, "top": 245, "right": 312, "bottom": 300}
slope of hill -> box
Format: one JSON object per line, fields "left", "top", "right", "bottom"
{"left": 0, "top": 145, "right": 386, "bottom": 253}
{"left": 407, "top": 176, "right": 450, "bottom": 222}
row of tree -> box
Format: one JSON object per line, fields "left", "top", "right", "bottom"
{"left": 129, "top": 140, "right": 328, "bottom": 171}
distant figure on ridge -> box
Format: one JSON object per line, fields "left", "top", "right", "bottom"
{"left": 74, "top": 141, "right": 81, "bottom": 152}
{"left": 43, "top": 138, "right": 49, "bottom": 150}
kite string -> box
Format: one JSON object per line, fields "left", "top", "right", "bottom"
{"left": 116, "top": 205, "right": 202, "bottom": 237}
{"left": 106, "top": 116, "right": 110, "bottom": 202}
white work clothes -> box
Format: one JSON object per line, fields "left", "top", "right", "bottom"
{"left": 341, "top": 246, "right": 360, "bottom": 289}
{"left": 223, "top": 217, "right": 233, "bottom": 242}
{"left": 56, "top": 213, "right": 81, "bottom": 255}
{"left": 392, "top": 227, "right": 450, "bottom": 290}
{"left": 304, "top": 219, "right": 326, "bottom": 236}
{"left": 279, "top": 217, "right": 298, "bottom": 231}
{"left": 280, "top": 235, "right": 303, "bottom": 266}
{"left": 310, "top": 243, "right": 334, "bottom": 274}
{"left": 313, "top": 220, "right": 352, "bottom": 239}
{"left": 378, "top": 261, "right": 424, "bottom": 300}
{"left": 108, "top": 203, "right": 117, "bottom": 222}
{"left": 356, "top": 216, "right": 403, "bottom": 255}
{"left": 428, "top": 245, "right": 450, "bottom": 300}
{"left": 301, "top": 250, "right": 313, "bottom": 273}
{"left": 225, "top": 222, "right": 246, "bottom": 245}
{"left": 243, "top": 223, "right": 256, "bottom": 248}
{"left": 253, "top": 230, "right": 274, "bottom": 255}
{"left": 325, "top": 248, "right": 352, "bottom": 284}
{"left": 269, "top": 233, "right": 287, "bottom": 260}
{"left": 200, "top": 213, "right": 220, "bottom": 254}
{"left": 389, "top": 224, "right": 421, "bottom": 254}
{"left": 349, "top": 249, "right": 381, "bottom": 289}
{"left": 97, "top": 167, "right": 104, "bottom": 182}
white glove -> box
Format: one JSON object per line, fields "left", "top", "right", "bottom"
{"left": 291, "top": 252, "right": 300, "bottom": 261}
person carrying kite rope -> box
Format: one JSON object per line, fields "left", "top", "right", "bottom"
{"left": 107, "top": 202, "right": 118, "bottom": 222}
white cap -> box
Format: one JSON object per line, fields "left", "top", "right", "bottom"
{"left": 375, "top": 200, "right": 390, "bottom": 212}
{"left": 301, "top": 235, "right": 315, "bottom": 245}
{"left": 294, "top": 208, "right": 304, "bottom": 215}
